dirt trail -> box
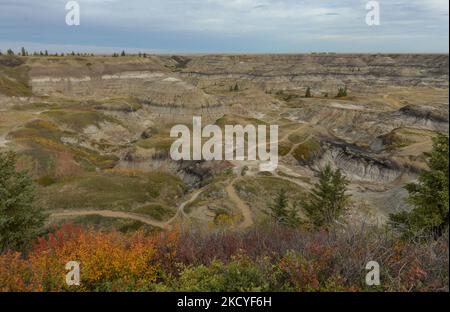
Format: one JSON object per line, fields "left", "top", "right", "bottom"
{"left": 285, "top": 133, "right": 313, "bottom": 157}
{"left": 274, "top": 165, "right": 312, "bottom": 189}
{"left": 48, "top": 118, "right": 310, "bottom": 230}
{"left": 219, "top": 123, "right": 311, "bottom": 229}
{"left": 50, "top": 187, "right": 206, "bottom": 230}
{"left": 51, "top": 210, "right": 170, "bottom": 229}
{"left": 225, "top": 178, "right": 254, "bottom": 228}
{"left": 279, "top": 124, "right": 306, "bottom": 142}
{"left": 167, "top": 188, "right": 204, "bottom": 223}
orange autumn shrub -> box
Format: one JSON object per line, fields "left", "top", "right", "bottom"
{"left": 0, "top": 224, "right": 162, "bottom": 291}
{"left": 0, "top": 223, "right": 448, "bottom": 292}
{"left": 0, "top": 251, "right": 35, "bottom": 291}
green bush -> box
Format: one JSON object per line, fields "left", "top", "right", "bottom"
{"left": 175, "top": 256, "right": 269, "bottom": 292}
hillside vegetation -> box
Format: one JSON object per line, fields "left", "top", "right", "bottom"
{"left": 0, "top": 224, "right": 447, "bottom": 292}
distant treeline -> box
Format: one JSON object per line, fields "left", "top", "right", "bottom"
{"left": 0, "top": 48, "right": 148, "bottom": 58}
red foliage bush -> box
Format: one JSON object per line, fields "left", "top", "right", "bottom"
{"left": 0, "top": 223, "right": 448, "bottom": 292}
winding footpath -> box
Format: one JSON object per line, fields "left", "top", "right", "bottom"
{"left": 221, "top": 123, "right": 312, "bottom": 229}
{"left": 225, "top": 178, "right": 254, "bottom": 229}
{"left": 49, "top": 118, "right": 312, "bottom": 230}
{"left": 51, "top": 209, "right": 170, "bottom": 229}
{"left": 50, "top": 187, "right": 206, "bottom": 230}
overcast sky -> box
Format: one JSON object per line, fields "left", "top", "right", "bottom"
{"left": 0, "top": 0, "right": 448, "bottom": 53}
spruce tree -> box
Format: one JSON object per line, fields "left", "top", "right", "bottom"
{"left": 305, "top": 87, "right": 312, "bottom": 98}
{"left": 267, "top": 190, "right": 301, "bottom": 228}
{"left": 303, "top": 164, "right": 350, "bottom": 227}
{"left": 390, "top": 134, "right": 449, "bottom": 238}
{"left": 336, "top": 86, "right": 347, "bottom": 98}
{"left": 0, "top": 152, "right": 47, "bottom": 252}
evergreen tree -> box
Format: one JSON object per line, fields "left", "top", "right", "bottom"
{"left": 303, "top": 164, "right": 350, "bottom": 227}
{"left": 305, "top": 87, "right": 312, "bottom": 98}
{"left": 390, "top": 134, "right": 449, "bottom": 238}
{"left": 7, "top": 49, "right": 14, "bottom": 55}
{"left": 121, "top": 50, "right": 126, "bottom": 57}
{"left": 0, "top": 152, "right": 47, "bottom": 252}
{"left": 336, "top": 86, "right": 347, "bottom": 98}
{"left": 44, "top": 50, "right": 48, "bottom": 56}
{"left": 267, "top": 190, "right": 301, "bottom": 228}
{"left": 21, "top": 47, "right": 27, "bottom": 56}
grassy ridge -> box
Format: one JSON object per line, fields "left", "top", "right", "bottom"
{"left": 37, "top": 171, "right": 185, "bottom": 212}
{"left": 0, "top": 56, "right": 32, "bottom": 97}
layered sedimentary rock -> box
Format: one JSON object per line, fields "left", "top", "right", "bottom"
{"left": 1, "top": 53, "right": 448, "bottom": 221}
{"left": 178, "top": 54, "right": 449, "bottom": 90}
{"left": 28, "top": 54, "right": 449, "bottom": 121}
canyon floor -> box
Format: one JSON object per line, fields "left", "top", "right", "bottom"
{"left": 0, "top": 53, "right": 448, "bottom": 232}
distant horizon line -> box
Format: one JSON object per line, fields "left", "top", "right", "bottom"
{"left": 1, "top": 49, "right": 448, "bottom": 56}
{"left": 0, "top": 41, "right": 448, "bottom": 56}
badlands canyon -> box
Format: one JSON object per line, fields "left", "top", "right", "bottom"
{"left": 0, "top": 53, "right": 448, "bottom": 231}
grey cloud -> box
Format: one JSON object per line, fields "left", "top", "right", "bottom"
{"left": 0, "top": 0, "right": 448, "bottom": 53}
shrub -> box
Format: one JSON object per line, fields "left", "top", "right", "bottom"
{"left": 275, "top": 250, "right": 353, "bottom": 291}
{"left": 0, "top": 224, "right": 160, "bottom": 291}
{"left": 0, "top": 224, "right": 447, "bottom": 292}
{"left": 291, "top": 139, "right": 321, "bottom": 163}
{"left": 175, "top": 254, "right": 268, "bottom": 292}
